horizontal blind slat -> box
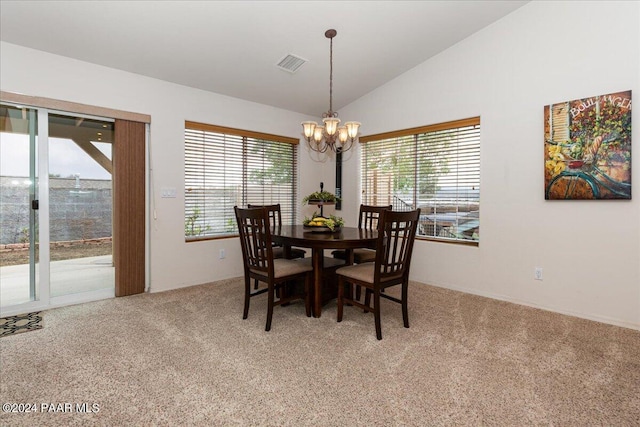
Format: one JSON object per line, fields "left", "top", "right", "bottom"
{"left": 185, "top": 122, "right": 297, "bottom": 239}
{"left": 362, "top": 118, "right": 480, "bottom": 243}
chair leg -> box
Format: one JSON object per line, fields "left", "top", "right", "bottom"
{"left": 364, "top": 288, "right": 372, "bottom": 313}
{"left": 345, "top": 282, "right": 354, "bottom": 306}
{"left": 304, "top": 274, "right": 311, "bottom": 318}
{"left": 254, "top": 278, "right": 259, "bottom": 290}
{"left": 243, "top": 276, "right": 251, "bottom": 319}
{"left": 265, "top": 283, "right": 275, "bottom": 332}
{"left": 280, "top": 280, "right": 289, "bottom": 303}
{"left": 337, "top": 277, "right": 344, "bottom": 322}
{"left": 402, "top": 281, "right": 409, "bottom": 328}
{"left": 373, "top": 288, "right": 382, "bottom": 340}
{"left": 355, "top": 285, "right": 362, "bottom": 301}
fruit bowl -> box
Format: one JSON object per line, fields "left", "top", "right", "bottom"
{"left": 303, "top": 224, "right": 341, "bottom": 233}
{"left": 302, "top": 215, "right": 343, "bottom": 233}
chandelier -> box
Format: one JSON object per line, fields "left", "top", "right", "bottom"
{"left": 301, "top": 29, "right": 360, "bottom": 153}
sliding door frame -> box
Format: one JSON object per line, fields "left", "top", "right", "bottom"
{"left": 0, "top": 91, "right": 150, "bottom": 315}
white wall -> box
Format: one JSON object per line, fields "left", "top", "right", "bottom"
{"left": 340, "top": 1, "right": 640, "bottom": 329}
{"left": 2, "top": 1, "right": 638, "bottom": 330}
{"left": 0, "top": 41, "right": 333, "bottom": 293}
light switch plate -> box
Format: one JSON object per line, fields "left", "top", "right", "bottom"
{"left": 161, "top": 187, "right": 177, "bottom": 198}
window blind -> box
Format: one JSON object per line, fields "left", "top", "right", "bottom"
{"left": 185, "top": 122, "right": 298, "bottom": 240}
{"left": 361, "top": 117, "right": 480, "bottom": 243}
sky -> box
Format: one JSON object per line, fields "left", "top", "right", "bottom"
{"left": 0, "top": 133, "right": 112, "bottom": 180}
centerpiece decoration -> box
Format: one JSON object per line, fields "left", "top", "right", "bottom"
{"left": 302, "top": 182, "right": 344, "bottom": 232}
{"left": 302, "top": 190, "right": 340, "bottom": 205}
{"left": 303, "top": 213, "right": 344, "bottom": 233}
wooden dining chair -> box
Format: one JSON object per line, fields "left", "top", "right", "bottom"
{"left": 332, "top": 204, "right": 391, "bottom": 264}
{"left": 336, "top": 209, "right": 421, "bottom": 340}
{"left": 247, "top": 204, "right": 306, "bottom": 260}
{"left": 332, "top": 204, "right": 391, "bottom": 300}
{"left": 247, "top": 204, "right": 306, "bottom": 292}
{"left": 234, "top": 206, "right": 312, "bottom": 331}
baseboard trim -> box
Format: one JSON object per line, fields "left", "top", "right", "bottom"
{"left": 418, "top": 281, "right": 640, "bottom": 332}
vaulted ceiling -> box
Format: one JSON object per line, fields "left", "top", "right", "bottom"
{"left": 0, "top": 1, "right": 529, "bottom": 116}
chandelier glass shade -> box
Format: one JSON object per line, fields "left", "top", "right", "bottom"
{"left": 301, "top": 29, "right": 360, "bottom": 153}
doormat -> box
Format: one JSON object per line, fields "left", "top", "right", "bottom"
{"left": 0, "top": 312, "right": 43, "bottom": 337}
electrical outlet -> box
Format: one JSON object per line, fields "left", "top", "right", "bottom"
{"left": 219, "top": 249, "right": 226, "bottom": 259}
{"left": 534, "top": 267, "right": 543, "bottom": 281}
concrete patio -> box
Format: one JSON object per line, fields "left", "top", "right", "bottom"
{"left": 0, "top": 255, "right": 114, "bottom": 307}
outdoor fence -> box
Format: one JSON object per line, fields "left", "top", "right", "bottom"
{"left": 0, "top": 176, "right": 112, "bottom": 244}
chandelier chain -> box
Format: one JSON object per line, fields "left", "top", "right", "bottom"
{"left": 329, "top": 36, "right": 333, "bottom": 115}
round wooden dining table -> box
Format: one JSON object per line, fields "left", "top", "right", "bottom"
{"left": 271, "top": 225, "right": 378, "bottom": 318}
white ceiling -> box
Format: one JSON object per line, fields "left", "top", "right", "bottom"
{"left": 0, "top": 1, "right": 529, "bottom": 117}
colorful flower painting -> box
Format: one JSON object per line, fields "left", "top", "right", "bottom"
{"left": 544, "top": 90, "right": 631, "bottom": 199}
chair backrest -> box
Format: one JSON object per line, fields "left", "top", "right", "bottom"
{"left": 247, "top": 204, "right": 282, "bottom": 229}
{"left": 234, "top": 206, "right": 274, "bottom": 277}
{"left": 358, "top": 204, "right": 392, "bottom": 231}
{"left": 374, "top": 209, "right": 421, "bottom": 282}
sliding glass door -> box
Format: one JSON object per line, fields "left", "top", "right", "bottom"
{"left": 0, "top": 104, "right": 115, "bottom": 314}
{"left": 0, "top": 104, "right": 39, "bottom": 307}
{"left": 47, "top": 113, "right": 114, "bottom": 298}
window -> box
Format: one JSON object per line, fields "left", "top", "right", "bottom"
{"left": 184, "top": 121, "right": 298, "bottom": 240}
{"left": 361, "top": 117, "right": 480, "bottom": 244}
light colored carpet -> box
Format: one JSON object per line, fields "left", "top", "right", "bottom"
{"left": 1, "top": 278, "right": 639, "bottom": 426}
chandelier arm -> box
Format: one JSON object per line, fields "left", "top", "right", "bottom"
{"left": 308, "top": 140, "right": 329, "bottom": 153}
{"left": 341, "top": 139, "right": 354, "bottom": 153}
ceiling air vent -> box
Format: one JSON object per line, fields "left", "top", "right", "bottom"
{"left": 276, "top": 54, "right": 307, "bottom": 73}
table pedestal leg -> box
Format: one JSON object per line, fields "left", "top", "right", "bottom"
{"left": 312, "top": 248, "right": 323, "bottom": 318}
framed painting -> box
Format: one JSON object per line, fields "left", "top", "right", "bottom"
{"left": 544, "top": 90, "right": 631, "bottom": 199}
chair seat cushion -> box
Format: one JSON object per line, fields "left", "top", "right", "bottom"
{"left": 251, "top": 258, "right": 312, "bottom": 279}
{"left": 336, "top": 263, "right": 403, "bottom": 284}
{"left": 331, "top": 248, "right": 376, "bottom": 264}
{"left": 336, "top": 263, "right": 375, "bottom": 283}
{"left": 273, "top": 258, "right": 313, "bottom": 278}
